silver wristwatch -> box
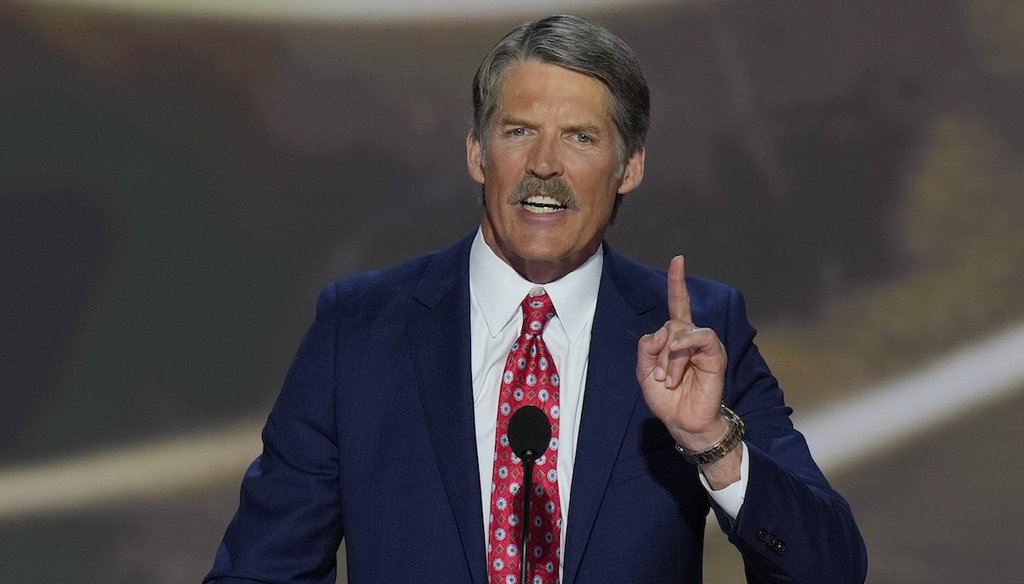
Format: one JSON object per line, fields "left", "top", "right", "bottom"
{"left": 674, "top": 404, "right": 745, "bottom": 466}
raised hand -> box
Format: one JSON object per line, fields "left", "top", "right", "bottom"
{"left": 637, "top": 256, "right": 740, "bottom": 481}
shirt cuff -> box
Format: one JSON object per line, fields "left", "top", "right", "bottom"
{"left": 698, "top": 441, "right": 748, "bottom": 520}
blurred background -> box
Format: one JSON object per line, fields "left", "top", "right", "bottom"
{"left": 1, "top": 0, "right": 1022, "bottom": 582}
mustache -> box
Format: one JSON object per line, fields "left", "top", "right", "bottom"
{"left": 508, "top": 176, "right": 581, "bottom": 211}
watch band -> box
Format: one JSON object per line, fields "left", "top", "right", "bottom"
{"left": 674, "top": 404, "right": 745, "bottom": 466}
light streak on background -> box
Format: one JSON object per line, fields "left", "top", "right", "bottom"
{"left": 20, "top": 0, "right": 659, "bottom": 21}
{"left": 2, "top": 323, "right": 1022, "bottom": 520}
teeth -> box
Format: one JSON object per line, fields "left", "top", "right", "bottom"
{"left": 522, "top": 195, "right": 566, "bottom": 213}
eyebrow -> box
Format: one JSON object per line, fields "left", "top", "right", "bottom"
{"left": 565, "top": 123, "right": 603, "bottom": 136}
{"left": 499, "top": 115, "right": 535, "bottom": 128}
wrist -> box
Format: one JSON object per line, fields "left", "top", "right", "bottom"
{"left": 674, "top": 405, "right": 745, "bottom": 466}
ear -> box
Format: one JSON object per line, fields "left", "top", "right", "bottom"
{"left": 466, "top": 132, "right": 486, "bottom": 185}
{"left": 617, "top": 147, "right": 645, "bottom": 195}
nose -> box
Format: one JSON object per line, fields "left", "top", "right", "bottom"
{"left": 526, "top": 135, "right": 564, "bottom": 180}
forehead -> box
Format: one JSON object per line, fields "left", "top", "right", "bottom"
{"left": 497, "top": 61, "right": 613, "bottom": 122}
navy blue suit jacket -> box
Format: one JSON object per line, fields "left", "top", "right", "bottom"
{"left": 206, "top": 233, "right": 866, "bottom": 583}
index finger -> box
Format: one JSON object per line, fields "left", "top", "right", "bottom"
{"left": 667, "top": 255, "right": 692, "bottom": 323}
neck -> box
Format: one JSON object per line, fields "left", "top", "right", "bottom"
{"left": 479, "top": 227, "right": 599, "bottom": 284}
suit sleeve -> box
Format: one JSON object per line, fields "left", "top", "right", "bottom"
{"left": 714, "top": 288, "right": 868, "bottom": 584}
{"left": 204, "top": 284, "right": 344, "bottom": 584}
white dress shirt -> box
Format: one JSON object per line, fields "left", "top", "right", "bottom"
{"left": 468, "top": 230, "right": 748, "bottom": 570}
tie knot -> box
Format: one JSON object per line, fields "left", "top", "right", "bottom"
{"left": 520, "top": 292, "right": 555, "bottom": 335}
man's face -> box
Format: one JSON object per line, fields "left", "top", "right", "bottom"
{"left": 467, "top": 61, "right": 645, "bottom": 284}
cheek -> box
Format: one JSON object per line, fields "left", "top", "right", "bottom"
{"left": 485, "top": 168, "right": 519, "bottom": 198}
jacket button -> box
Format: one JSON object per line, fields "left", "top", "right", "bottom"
{"left": 757, "top": 529, "right": 786, "bottom": 555}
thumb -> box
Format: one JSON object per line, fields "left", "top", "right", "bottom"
{"left": 636, "top": 327, "right": 667, "bottom": 377}
{"left": 638, "top": 327, "right": 667, "bottom": 357}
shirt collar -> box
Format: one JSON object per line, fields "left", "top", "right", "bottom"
{"left": 469, "top": 228, "right": 603, "bottom": 344}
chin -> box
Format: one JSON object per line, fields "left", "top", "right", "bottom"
{"left": 514, "top": 242, "right": 570, "bottom": 262}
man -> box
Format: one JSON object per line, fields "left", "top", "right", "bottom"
{"left": 205, "top": 14, "right": 866, "bottom": 584}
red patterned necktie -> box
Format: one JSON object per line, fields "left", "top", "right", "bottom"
{"left": 488, "top": 291, "right": 562, "bottom": 584}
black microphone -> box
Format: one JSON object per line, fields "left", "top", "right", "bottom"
{"left": 507, "top": 405, "right": 552, "bottom": 583}
{"left": 508, "top": 405, "right": 552, "bottom": 463}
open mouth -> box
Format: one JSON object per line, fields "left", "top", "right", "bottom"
{"left": 521, "top": 195, "right": 568, "bottom": 213}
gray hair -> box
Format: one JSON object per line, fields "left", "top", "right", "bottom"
{"left": 471, "top": 14, "right": 650, "bottom": 163}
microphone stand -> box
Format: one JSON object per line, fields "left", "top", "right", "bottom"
{"left": 519, "top": 448, "right": 539, "bottom": 584}
{"left": 507, "top": 405, "right": 551, "bottom": 584}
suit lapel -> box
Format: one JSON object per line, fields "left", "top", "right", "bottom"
{"left": 407, "top": 235, "right": 488, "bottom": 584}
{"left": 404, "top": 239, "right": 664, "bottom": 584}
{"left": 561, "top": 248, "right": 663, "bottom": 584}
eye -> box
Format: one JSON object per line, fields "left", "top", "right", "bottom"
{"left": 574, "top": 133, "right": 593, "bottom": 144}
{"left": 507, "top": 127, "right": 528, "bottom": 137}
